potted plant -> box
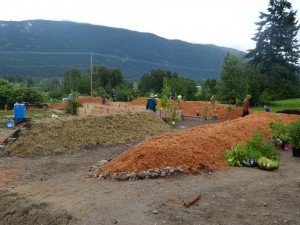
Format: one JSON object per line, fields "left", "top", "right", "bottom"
{"left": 287, "top": 118, "right": 300, "bottom": 157}
{"left": 268, "top": 120, "right": 289, "bottom": 149}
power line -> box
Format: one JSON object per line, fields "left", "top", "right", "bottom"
{"left": 0, "top": 51, "right": 90, "bottom": 55}
{"left": 0, "top": 64, "right": 88, "bottom": 68}
{"left": 0, "top": 50, "right": 210, "bottom": 72}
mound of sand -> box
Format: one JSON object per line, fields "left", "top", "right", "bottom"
{"left": 99, "top": 112, "right": 299, "bottom": 174}
{"left": 2, "top": 111, "right": 171, "bottom": 156}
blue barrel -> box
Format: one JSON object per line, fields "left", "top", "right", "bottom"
{"left": 14, "top": 103, "right": 25, "bottom": 119}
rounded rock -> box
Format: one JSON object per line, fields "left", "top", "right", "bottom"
{"left": 102, "top": 171, "right": 110, "bottom": 179}
{"left": 137, "top": 171, "right": 147, "bottom": 179}
{"left": 150, "top": 172, "right": 159, "bottom": 178}
{"left": 160, "top": 171, "right": 166, "bottom": 177}
{"left": 116, "top": 172, "right": 128, "bottom": 181}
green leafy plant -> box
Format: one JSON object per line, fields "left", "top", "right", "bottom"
{"left": 65, "top": 98, "right": 82, "bottom": 115}
{"left": 257, "top": 157, "right": 279, "bottom": 169}
{"left": 202, "top": 105, "right": 209, "bottom": 120}
{"left": 166, "top": 106, "right": 180, "bottom": 126}
{"left": 224, "top": 130, "right": 280, "bottom": 167}
{"left": 224, "top": 144, "right": 246, "bottom": 167}
{"left": 160, "top": 78, "right": 171, "bottom": 110}
{"left": 235, "top": 98, "right": 242, "bottom": 106}
{"left": 246, "top": 131, "right": 280, "bottom": 161}
{"left": 268, "top": 119, "right": 289, "bottom": 145}
{"left": 226, "top": 105, "right": 233, "bottom": 120}
{"left": 287, "top": 118, "right": 300, "bottom": 149}
{"left": 226, "top": 105, "right": 232, "bottom": 112}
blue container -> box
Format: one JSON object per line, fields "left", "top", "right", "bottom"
{"left": 14, "top": 103, "right": 25, "bottom": 119}
{"left": 62, "top": 97, "right": 69, "bottom": 102}
{"left": 5, "top": 120, "right": 14, "bottom": 128}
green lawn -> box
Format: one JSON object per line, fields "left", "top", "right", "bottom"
{"left": 0, "top": 108, "right": 54, "bottom": 128}
{"left": 252, "top": 98, "right": 300, "bottom": 112}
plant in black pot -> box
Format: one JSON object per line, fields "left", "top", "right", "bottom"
{"left": 287, "top": 118, "right": 300, "bottom": 157}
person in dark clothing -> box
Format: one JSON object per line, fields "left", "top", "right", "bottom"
{"left": 102, "top": 93, "right": 106, "bottom": 105}
{"left": 264, "top": 105, "right": 271, "bottom": 112}
{"left": 242, "top": 95, "right": 251, "bottom": 117}
{"left": 110, "top": 88, "right": 116, "bottom": 102}
{"left": 146, "top": 94, "right": 157, "bottom": 112}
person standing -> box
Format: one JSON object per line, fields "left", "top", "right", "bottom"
{"left": 146, "top": 94, "right": 157, "bottom": 112}
{"left": 110, "top": 88, "right": 116, "bottom": 102}
{"left": 242, "top": 95, "right": 251, "bottom": 117}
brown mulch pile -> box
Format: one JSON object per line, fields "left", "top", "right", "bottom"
{"left": 3, "top": 96, "right": 299, "bottom": 175}
{"left": 51, "top": 96, "right": 111, "bottom": 109}
{"left": 99, "top": 112, "right": 299, "bottom": 174}
{"left": 130, "top": 97, "right": 244, "bottom": 120}
{"left": 52, "top": 96, "right": 242, "bottom": 120}
{"left": 2, "top": 111, "right": 171, "bottom": 156}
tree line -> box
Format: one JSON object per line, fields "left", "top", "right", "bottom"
{"left": 0, "top": 0, "right": 299, "bottom": 109}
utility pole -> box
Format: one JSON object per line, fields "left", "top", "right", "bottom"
{"left": 90, "top": 53, "right": 93, "bottom": 96}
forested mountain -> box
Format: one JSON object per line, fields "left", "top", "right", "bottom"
{"left": 0, "top": 20, "right": 242, "bottom": 80}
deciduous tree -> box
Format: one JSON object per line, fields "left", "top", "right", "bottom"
{"left": 217, "top": 53, "right": 248, "bottom": 103}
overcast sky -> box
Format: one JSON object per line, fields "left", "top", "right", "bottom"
{"left": 1, "top": 0, "right": 300, "bottom": 52}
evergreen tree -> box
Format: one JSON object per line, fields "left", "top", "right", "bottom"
{"left": 245, "top": 64, "right": 262, "bottom": 104}
{"left": 246, "top": 0, "right": 300, "bottom": 99}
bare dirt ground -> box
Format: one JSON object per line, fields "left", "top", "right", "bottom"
{"left": 0, "top": 102, "right": 300, "bottom": 225}
{"left": 0, "top": 134, "right": 299, "bottom": 225}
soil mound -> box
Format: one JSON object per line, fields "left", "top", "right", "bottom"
{"left": 2, "top": 111, "right": 171, "bottom": 156}
{"left": 99, "top": 112, "right": 299, "bottom": 174}
{"left": 0, "top": 190, "right": 75, "bottom": 225}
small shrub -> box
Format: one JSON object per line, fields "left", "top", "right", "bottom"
{"left": 224, "top": 130, "right": 280, "bottom": 166}
{"left": 224, "top": 144, "right": 245, "bottom": 167}
{"left": 65, "top": 99, "right": 82, "bottom": 115}
{"left": 287, "top": 118, "right": 300, "bottom": 148}
{"left": 268, "top": 119, "right": 289, "bottom": 145}
{"left": 235, "top": 98, "right": 242, "bottom": 106}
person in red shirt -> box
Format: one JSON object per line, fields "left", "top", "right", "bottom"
{"left": 242, "top": 95, "right": 251, "bottom": 117}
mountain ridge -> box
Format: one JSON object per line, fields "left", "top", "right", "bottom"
{"left": 0, "top": 20, "right": 243, "bottom": 80}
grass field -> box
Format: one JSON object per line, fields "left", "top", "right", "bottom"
{"left": 0, "top": 108, "right": 53, "bottom": 128}
{"left": 252, "top": 98, "right": 300, "bottom": 112}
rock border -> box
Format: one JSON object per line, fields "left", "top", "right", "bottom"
{"left": 87, "top": 160, "right": 185, "bottom": 181}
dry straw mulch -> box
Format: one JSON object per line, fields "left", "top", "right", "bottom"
{"left": 2, "top": 111, "right": 171, "bottom": 156}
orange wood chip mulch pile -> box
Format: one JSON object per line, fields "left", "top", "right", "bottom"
{"left": 130, "top": 97, "right": 244, "bottom": 120}
{"left": 51, "top": 96, "right": 110, "bottom": 109}
{"left": 51, "top": 96, "right": 242, "bottom": 120}
{"left": 99, "top": 112, "right": 299, "bottom": 174}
